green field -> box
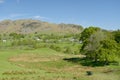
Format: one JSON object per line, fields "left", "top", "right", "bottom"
{"left": 0, "top": 48, "right": 120, "bottom": 80}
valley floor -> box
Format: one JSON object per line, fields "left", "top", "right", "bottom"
{"left": 0, "top": 48, "right": 120, "bottom": 80}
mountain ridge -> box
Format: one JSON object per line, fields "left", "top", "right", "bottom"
{"left": 0, "top": 19, "right": 83, "bottom": 34}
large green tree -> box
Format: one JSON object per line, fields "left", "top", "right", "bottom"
{"left": 80, "top": 27, "right": 118, "bottom": 63}
{"left": 83, "top": 30, "right": 105, "bottom": 62}
{"left": 80, "top": 27, "right": 100, "bottom": 53}
{"left": 98, "top": 39, "right": 118, "bottom": 63}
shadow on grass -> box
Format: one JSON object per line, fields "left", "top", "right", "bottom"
{"left": 63, "top": 57, "right": 119, "bottom": 67}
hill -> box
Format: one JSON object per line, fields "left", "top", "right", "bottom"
{"left": 0, "top": 19, "right": 83, "bottom": 34}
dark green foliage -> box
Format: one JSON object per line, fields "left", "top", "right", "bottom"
{"left": 100, "top": 39, "right": 118, "bottom": 49}
{"left": 98, "top": 39, "right": 118, "bottom": 63}
{"left": 86, "top": 71, "right": 93, "bottom": 76}
{"left": 80, "top": 26, "right": 100, "bottom": 42}
{"left": 80, "top": 27, "right": 119, "bottom": 64}
{"left": 9, "top": 33, "right": 24, "bottom": 39}
{"left": 80, "top": 27, "right": 101, "bottom": 52}
{"left": 112, "top": 30, "right": 120, "bottom": 43}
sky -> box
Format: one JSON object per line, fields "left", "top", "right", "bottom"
{"left": 0, "top": 0, "right": 120, "bottom": 30}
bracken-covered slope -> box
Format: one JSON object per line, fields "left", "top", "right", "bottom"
{"left": 0, "top": 19, "right": 83, "bottom": 34}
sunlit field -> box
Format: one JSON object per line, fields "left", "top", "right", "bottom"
{"left": 0, "top": 47, "right": 120, "bottom": 80}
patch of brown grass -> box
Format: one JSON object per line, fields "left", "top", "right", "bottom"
{"left": 9, "top": 53, "right": 63, "bottom": 62}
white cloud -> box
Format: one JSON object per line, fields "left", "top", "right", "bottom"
{"left": 0, "top": 14, "right": 50, "bottom": 21}
{"left": 0, "top": 0, "right": 4, "bottom": 3}
{"left": 34, "top": 16, "right": 41, "bottom": 19}
{"left": 33, "top": 16, "right": 49, "bottom": 20}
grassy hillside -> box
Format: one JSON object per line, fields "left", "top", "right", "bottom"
{"left": 0, "top": 19, "right": 83, "bottom": 34}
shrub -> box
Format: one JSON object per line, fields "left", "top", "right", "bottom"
{"left": 63, "top": 46, "right": 72, "bottom": 54}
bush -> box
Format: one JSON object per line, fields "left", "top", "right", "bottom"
{"left": 11, "top": 39, "right": 37, "bottom": 47}
{"left": 49, "top": 44, "right": 61, "bottom": 52}
{"left": 86, "top": 71, "right": 93, "bottom": 76}
{"left": 63, "top": 46, "right": 72, "bottom": 54}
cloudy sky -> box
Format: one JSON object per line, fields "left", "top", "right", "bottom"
{"left": 0, "top": 0, "right": 120, "bottom": 30}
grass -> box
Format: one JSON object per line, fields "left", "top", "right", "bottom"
{"left": 0, "top": 48, "right": 120, "bottom": 80}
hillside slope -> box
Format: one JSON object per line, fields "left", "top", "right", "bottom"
{"left": 0, "top": 19, "right": 83, "bottom": 34}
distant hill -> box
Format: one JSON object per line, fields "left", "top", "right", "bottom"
{"left": 0, "top": 19, "right": 83, "bottom": 34}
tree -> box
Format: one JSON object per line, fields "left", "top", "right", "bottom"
{"left": 112, "top": 30, "right": 120, "bottom": 57}
{"left": 112, "top": 30, "right": 120, "bottom": 43}
{"left": 80, "top": 26, "right": 100, "bottom": 42}
{"left": 98, "top": 39, "right": 118, "bottom": 63}
{"left": 9, "top": 33, "right": 24, "bottom": 39}
{"left": 80, "top": 27, "right": 100, "bottom": 52}
{"left": 80, "top": 27, "right": 118, "bottom": 63}
{"left": 83, "top": 30, "right": 105, "bottom": 62}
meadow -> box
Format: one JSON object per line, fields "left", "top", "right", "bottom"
{"left": 0, "top": 47, "right": 120, "bottom": 80}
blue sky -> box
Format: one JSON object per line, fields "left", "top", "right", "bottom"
{"left": 0, "top": 0, "right": 120, "bottom": 30}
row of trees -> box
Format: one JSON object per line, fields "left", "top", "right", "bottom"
{"left": 80, "top": 27, "right": 120, "bottom": 64}
{"left": 0, "top": 32, "right": 78, "bottom": 41}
